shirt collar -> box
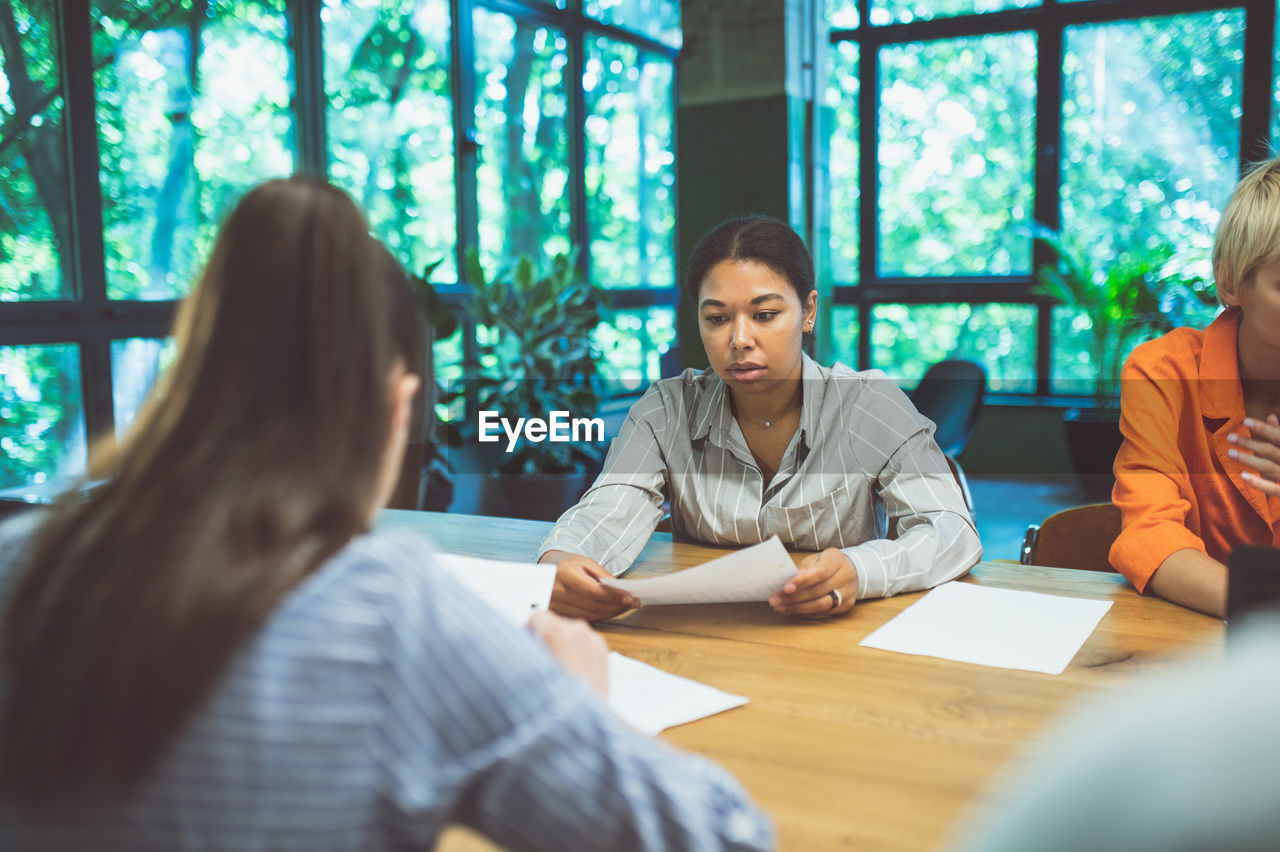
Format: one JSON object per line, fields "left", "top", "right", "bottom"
{"left": 798, "top": 353, "right": 825, "bottom": 445}
{"left": 690, "top": 370, "right": 726, "bottom": 442}
{"left": 1198, "top": 309, "right": 1243, "bottom": 420}
{"left": 689, "top": 354, "right": 823, "bottom": 447}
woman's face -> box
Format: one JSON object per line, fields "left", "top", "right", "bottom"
{"left": 1237, "top": 256, "right": 1280, "bottom": 365}
{"left": 697, "top": 259, "right": 817, "bottom": 396}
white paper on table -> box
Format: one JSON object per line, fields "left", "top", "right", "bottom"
{"left": 607, "top": 652, "right": 748, "bottom": 735}
{"left": 858, "top": 581, "right": 1113, "bottom": 675}
{"left": 434, "top": 553, "right": 555, "bottom": 626}
{"left": 600, "top": 535, "right": 797, "bottom": 605}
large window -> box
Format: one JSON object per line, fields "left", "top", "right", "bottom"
{"left": 824, "top": 0, "right": 1273, "bottom": 397}
{"left": 95, "top": 0, "right": 294, "bottom": 301}
{"left": 0, "top": 0, "right": 680, "bottom": 490}
{"left": 324, "top": 0, "right": 457, "bottom": 282}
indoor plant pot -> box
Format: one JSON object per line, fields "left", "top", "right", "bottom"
{"left": 443, "top": 247, "right": 609, "bottom": 522}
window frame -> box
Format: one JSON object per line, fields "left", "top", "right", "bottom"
{"left": 0, "top": 0, "right": 681, "bottom": 481}
{"left": 827, "top": 0, "right": 1276, "bottom": 399}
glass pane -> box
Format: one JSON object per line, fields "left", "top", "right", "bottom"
{"left": 584, "top": 0, "right": 681, "bottom": 48}
{"left": 878, "top": 32, "right": 1036, "bottom": 276}
{"left": 871, "top": 303, "right": 1036, "bottom": 393}
{"left": 829, "top": 305, "right": 862, "bottom": 368}
{"left": 1061, "top": 10, "right": 1243, "bottom": 267}
{"left": 324, "top": 0, "right": 456, "bottom": 282}
{"left": 825, "top": 40, "right": 859, "bottom": 284}
{"left": 1051, "top": 305, "right": 1095, "bottom": 397}
{"left": 584, "top": 39, "right": 675, "bottom": 289}
{"left": 474, "top": 11, "right": 570, "bottom": 273}
{"left": 111, "top": 337, "right": 176, "bottom": 437}
{"left": 0, "top": 344, "right": 86, "bottom": 490}
{"left": 826, "top": 0, "right": 860, "bottom": 29}
{"left": 595, "top": 307, "right": 677, "bottom": 390}
{"left": 95, "top": 0, "right": 294, "bottom": 300}
{"left": 868, "top": 0, "right": 1039, "bottom": 26}
{"left": 0, "top": 0, "right": 67, "bottom": 300}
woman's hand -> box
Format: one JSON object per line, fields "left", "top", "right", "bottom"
{"left": 769, "top": 547, "right": 858, "bottom": 618}
{"left": 528, "top": 611, "right": 610, "bottom": 698}
{"left": 540, "top": 550, "right": 638, "bottom": 622}
{"left": 1231, "top": 414, "right": 1280, "bottom": 497}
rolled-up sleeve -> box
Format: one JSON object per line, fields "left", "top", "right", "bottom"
{"left": 537, "top": 388, "right": 669, "bottom": 575}
{"left": 1109, "top": 353, "right": 1208, "bottom": 592}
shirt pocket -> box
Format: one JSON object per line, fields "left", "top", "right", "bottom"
{"left": 763, "top": 477, "right": 880, "bottom": 551}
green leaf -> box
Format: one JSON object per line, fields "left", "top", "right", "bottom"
{"left": 1031, "top": 223, "right": 1208, "bottom": 407}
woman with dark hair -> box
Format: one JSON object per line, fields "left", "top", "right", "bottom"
{"left": 0, "top": 178, "right": 770, "bottom": 850}
{"left": 539, "top": 215, "right": 981, "bottom": 621}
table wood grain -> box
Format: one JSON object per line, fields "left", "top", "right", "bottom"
{"left": 378, "top": 510, "right": 1222, "bottom": 851}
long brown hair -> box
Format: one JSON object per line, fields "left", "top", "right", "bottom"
{"left": 0, "top": 177, "right": 422, "bottom": 810}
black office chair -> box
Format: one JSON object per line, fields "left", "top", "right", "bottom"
{"left": 910, "top": 359, "right": 987, "bottom": 458}
{"left": 659, "top": 345, "right": 684, "bottom": 379}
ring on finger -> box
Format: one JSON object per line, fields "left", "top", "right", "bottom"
{"left": 828, "top": 588, "right": 842, "bottom": 610}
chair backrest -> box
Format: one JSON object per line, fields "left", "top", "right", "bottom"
{"left": 946, "top": 454, "right": 974, "bottom": 522}
{"left": 1021, "top": 503, "right": 1121, "bottom": 572}
{"left": 910, "top": 359, "right": 987, "bottom": 458}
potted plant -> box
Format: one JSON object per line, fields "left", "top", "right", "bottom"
{"left": 1033, "top": 228, "right": 1214, "bottom": 498}
{"left": 444, "top": 247, "right": 609, "bottom": 521}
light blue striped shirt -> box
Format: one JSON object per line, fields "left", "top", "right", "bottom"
{"left": 0, "top": 513, "right": 771, "bottom": 851}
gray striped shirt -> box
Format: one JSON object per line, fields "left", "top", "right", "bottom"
{"left": 0, "top": 513, "right": 771, "bottom": 851}
{"left": 539, "top": 355, "right": 982, "bottom": 599}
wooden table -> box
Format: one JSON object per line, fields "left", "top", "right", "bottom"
{"left": 379, "top": 510, "right": 1222, "bottom": 851}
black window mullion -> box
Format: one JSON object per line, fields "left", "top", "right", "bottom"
{"left": 834, "top": 0, "right": 1245, "bottom": 45}
{"left": 452, "top": 0, "right": 480, "bottom": 267}
{"left": 56, "top": 0, "right": 104, "bottom": 307}
{"left": 1239, "top": 0, "right": 1276, "bottom": 170}
{"left": 567, "top": 15, "right": 589, "bottom": 283}
{"left": 1031, "top": 22, "right": 1063, "bottom": 397}
{"left": 451, "top": 0, "right": 480, "bottom": 378}
{"left": 80, "top": 330, "right": 113, "bottom": 446}
{"left": 58, "top": 0, "right": 113, "bottom": 440}
{"left": 856, "top": 38, "right": 877, "bottom": 371}
{"left": 288, "top": 0, "right": 327, "bottom": 178}
{"left": 835, "top": 0, "right": 1258, "bottom": 398}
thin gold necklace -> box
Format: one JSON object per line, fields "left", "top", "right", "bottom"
{"left": 733, "top": 401, "right": 798, "bottom": 430}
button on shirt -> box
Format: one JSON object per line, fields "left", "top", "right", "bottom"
{"left": 539, "top": 356, "right": 982, "bottom": 599}
{"left": 0, "top": 513, "right": 772, "bottom": 851}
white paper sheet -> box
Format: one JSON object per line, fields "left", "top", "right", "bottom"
{"left": 434, "top": 553, "right": 556, "bottom": 626}
{"left": 601, "top": 535, "right": 798, "bottom": 605}
{"left": 607, "top": 652, "right": 749, "bottom": 735}
{"left": 858, "top": 581, "right": 1113, "bottom": 675}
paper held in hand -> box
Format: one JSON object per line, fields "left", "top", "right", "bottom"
{"left": 600, "top": 535, "right": 798, "bottom": 605}
{"left": 433, "top": 551, "right": 749, "bottom": 732}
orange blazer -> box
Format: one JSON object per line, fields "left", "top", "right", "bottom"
{"left": 1110, "top": 310, "right": 1280, "bottom": 591}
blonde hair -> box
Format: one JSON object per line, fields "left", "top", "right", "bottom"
{"left": 1213, "top": 156, "right": 1280, "bottom": 307}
